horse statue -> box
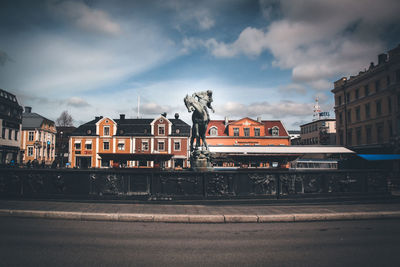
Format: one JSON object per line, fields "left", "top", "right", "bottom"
{"left": 184, "top": 91, "right": 214, "bottom": 152}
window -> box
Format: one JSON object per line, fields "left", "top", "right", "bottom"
{"left": 28, "top": 146, "right": 34, "bottom": 156}
{"left": 396, "top": 69, "right": 400, "bottom": 83}
{"left": 356, "top": 127, "right": 362, "bottom": 145}
{"left": 158, "top": 141, "right": 165, "bottom": 151}
{"left": 103, "top": 141, "right": 109, "bottom": 150}
{"left": 104, "top": 126, "right": 110, "bottom": 136}
{"left": 347, "top": 129, "right": 352, "bottom": 146}
{"left": 388, "top": 97, "right": 392, "bottom": 113}
{"left": 28, "top": 131, "right": 34, "bottom": 141}
{"left": 85, "top": 143, "right": 92, "bottom": 150}
{"left": 142, "top": 141, "right": 149, "bottom": 151}
{"left": 254, "top": 128, "right": 260, "bottom": 136}
{"left": 75, "top": 143, "right": 81, "bottom": 150}
{"left": 365, "top": 103, "right": 370, "bottom": 119}
{"left": 366, "top": 126, "right": 372, "bottom": 144}
{"left": 244, "top": 128, "right": 250, "bottom": 137}
{"left": 15, "top": 130, "right": 18, "bottom": 141}
{"left": 174, "top": 140, "right": 181, "bottom": 151}
{"left": 158, "top": 125, "right": 165, "bottom": 135}
{"left": 338, "top": 96, "right": 342, "bottom": 105}
{"left": 356, "top": 107, "right": 361, "bottom": 121}
{"left": 375, "top": 80, "right": 381, "bottom": 92}
{"left": 347, "top": 109, "right": 351, "bottom": 123}
{"left": 210, "top": 127, "right": 218, "bottom": 136}
{"left": 376, "top": 123, "right": 384, "bottom": 143}
{"left": 101, "top": 159, "right": 110, "bottom": 167}
{"left": 8, "top": 129, "right": 12, "bottom": 140}
{"left": 118, "top": 143, "right": 125, "bottom": 151}
{"left": 339, "top": 130, "right": 343, "bottom": 145}
{"left": 376, "top": 100, "right": 382, "bottom": 116}
{"left": 365, "top": 84, "right": 369, "bottom": 96}
{"left": 233, "top": 128, "right": 239, "bottom": 136}
{"left": 388, "top": 121, "right": 393, "bottom": 137}
{"left": 339, "top": 112, "right": 343, "bottom": 125}
{"left": 271, "top": 127, "right": 279, "bottom": 136}
{"left": 387, "top": 75, "right": 391, "bottom": 86}
{"left": 346, "top": 92, "right": 350, "bottom": 103}
{"left": 355, "top": 88, "right": 359, "bottom": 99}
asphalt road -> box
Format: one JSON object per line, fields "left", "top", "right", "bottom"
{"left": 1, "top": 218, "right": 400, "bottom": 267}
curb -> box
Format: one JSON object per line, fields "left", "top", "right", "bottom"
{"left": 1, "top": 209, "right": 400, "bottom": 223}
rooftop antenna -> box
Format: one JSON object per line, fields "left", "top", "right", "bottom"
{"left": 137, "top": 95, "right": 140, "bottom": 118}
{"left": 313, "top": 97, "right": 321, "bottom": 121}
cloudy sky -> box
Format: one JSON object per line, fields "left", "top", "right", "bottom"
{"left": 1, "top": 0, "right": 399, "bottom": 129}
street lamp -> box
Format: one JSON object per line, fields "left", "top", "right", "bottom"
{"left": 60, "top": 131, "right": 64, "bottom": 168}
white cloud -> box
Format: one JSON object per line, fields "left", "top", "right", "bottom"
{"left": 201, "top": 0, "right": 400, "bottom": 91}
{"left": 67, "top": 97, "right": 90, "bottom": 107}
{"left": 49, "top": 0, "right": 121, "bottom": 35}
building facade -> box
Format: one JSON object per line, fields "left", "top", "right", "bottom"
{"left": 206, "top": 117, "right": 290, "bottom": 146}
{"left": 69, "top": 114, "right": 190, "bottom": 169}
{"left": 21, "top": 107, "right": 57, "bottom": 165}
{"left": 0, "top": 89, "right": 23, "bottom": 165}
{"left": 300, "top": 119, "right": 336, "bottom": 145}
{"left": 332, "top": 44, "right": 400, "bottom": 156}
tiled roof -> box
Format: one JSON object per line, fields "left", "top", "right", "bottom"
{"left": 206, "top": 118, "right": 289, "bottom": 137}
{"left": 72, "top": 117, "right": 190, "bottom": 136}
{"left": 22, "top": 112, "right": 55, "bottom": 130}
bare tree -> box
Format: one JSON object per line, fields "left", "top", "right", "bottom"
{"left": 56, "top": 111, "right": 73, "bottom": 126}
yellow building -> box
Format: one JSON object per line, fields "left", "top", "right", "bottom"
{"left": 21, "top": 107, "right": 56, "bottom": 165}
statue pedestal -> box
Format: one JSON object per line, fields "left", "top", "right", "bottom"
{"left": 190, "top": 149, "right": 213, "bottom": 172}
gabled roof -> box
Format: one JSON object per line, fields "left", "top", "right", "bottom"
{"left": 22, "top": 112, "right": 55, "bottom": 130}
{"left": 72, "top": 116, "right": 190, "bottom": 137}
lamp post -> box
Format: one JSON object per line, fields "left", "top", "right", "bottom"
{"left": 60, "top": 131, "right": 64, "bottom": 168}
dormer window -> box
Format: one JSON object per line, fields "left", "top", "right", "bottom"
{"left": 271, "top": 126, "right": 279, "bottom": 136}
{"left": 104, "top": 126, "right": 110, "bottom": 136}
{"left": 210, "top": 126, "right": 218, "bottom": 136}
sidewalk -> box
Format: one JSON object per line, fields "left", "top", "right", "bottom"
{"left": 1, "top": 199, "right": 400, "bottom": 223}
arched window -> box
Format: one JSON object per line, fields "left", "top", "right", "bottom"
{"left": 271, "top": 126, "right": 279, "bottom": 136}
{"left": 209, "top": 126, "right": 218, "bottom": 136}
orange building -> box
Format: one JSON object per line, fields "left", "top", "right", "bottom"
{"left": 206, "top": 117, "right": 290, "bottom": 168}
{"left": 69, "top": 114, "right": 190, "bottom": 169}
{"left": 206, "top": 117, "right": 290, "bottom": 146}
{"left": 21, "top": 107, "right": 57, "bottom": 165}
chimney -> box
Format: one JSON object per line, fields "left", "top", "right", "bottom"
{"left": 224, "top": 116, "right": 229, "bottom": 126}
{"left": 161, "top": 112, "right": 167, "bottom": 117}
{"left": 378, "top": 53, "right": 387, "bottom": 64}
{"left": 120, "top": 114, "right": 125, "bottom": 120}
{"left": 174, "top": 113, "right": 179, "bottom": 119}
{"left": 95, "top": 116, "right": 100, "bottom": 120}
{"left": 257, "top": 117, "right": 262, "bottom": 123}
{"left": 24, "top": 106, "right": 32, "bottom": 113}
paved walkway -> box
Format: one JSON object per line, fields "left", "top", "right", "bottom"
{"left": 1, "top": 199, "right": 400, "bottom": 223}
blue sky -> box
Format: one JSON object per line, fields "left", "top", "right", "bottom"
{"left": 1, "top": 0, "right": 399, "bottom": 129}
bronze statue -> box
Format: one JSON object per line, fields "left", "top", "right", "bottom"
{"left": 184, "top": 90, "right": 214, "bottom": 152}
{"left": 184, "top": 90, "right": 214, "bottom": 170}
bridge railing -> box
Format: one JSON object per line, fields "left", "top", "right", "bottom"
{"left": 0, "top": 168, "right": 395, "bottom": 200}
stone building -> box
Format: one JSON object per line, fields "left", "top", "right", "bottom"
{"left": 0, "top": 89, "right": 23, "bottom": 165}
{"left": 300, "top": 119, "right": 336, "bottom": 145}
{"left": 69, "top": 114, "right": 190, "bottom": 169}
{"left": 21, "top": 107, "right": 57, "bottom": 165}
{"left": 331, "top": 44, "right": 400, "bottom": 169}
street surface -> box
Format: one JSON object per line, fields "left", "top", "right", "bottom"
{"left": 1, "top": 218, "right": 400, "bottom": 266}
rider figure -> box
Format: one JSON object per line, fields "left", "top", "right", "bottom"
{"left": 192, "top": 90, "right": 215, "bottom": 118}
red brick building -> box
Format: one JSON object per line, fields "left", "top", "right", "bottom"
{"left": 69, "top": 114, "right": 190, "bottom": 169}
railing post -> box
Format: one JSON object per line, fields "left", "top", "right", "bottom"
{"left": 276, "top": 173, "right": 280, "bottom": 199}
{"left": 203, "top": 172, "right": 207, "bottom": 199}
